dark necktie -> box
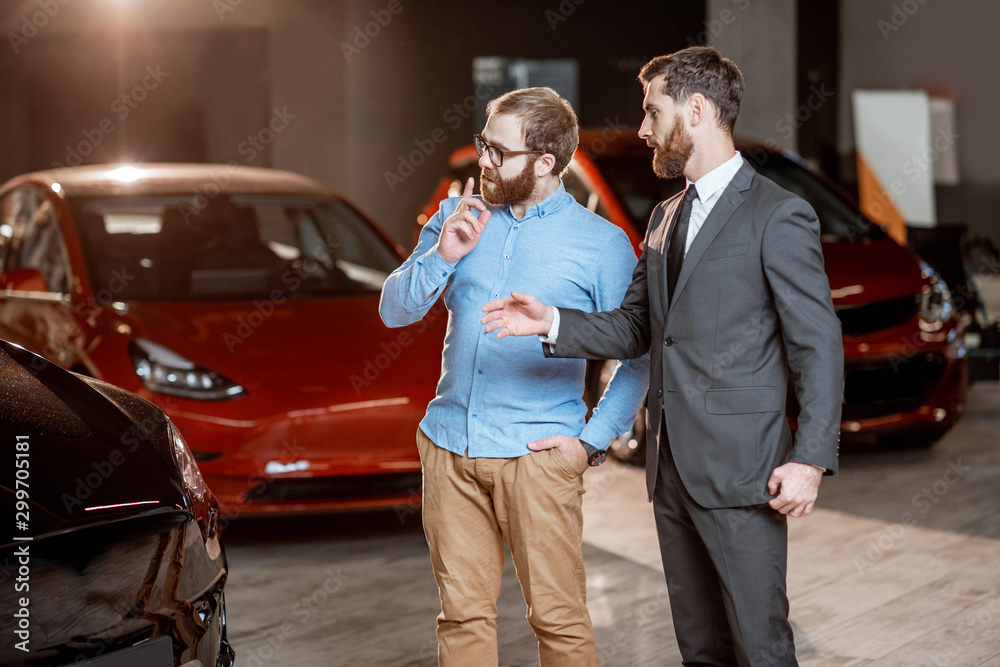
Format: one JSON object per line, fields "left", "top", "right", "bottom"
{"left": 667, "top": 186, "right": 698, "bottom": 305}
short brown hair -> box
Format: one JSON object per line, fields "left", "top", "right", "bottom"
{"left": 639, "top": 46, "right": 744, "bottom": 135}
{"left": 486, "top": 87, "right": 579, "bottom": 175}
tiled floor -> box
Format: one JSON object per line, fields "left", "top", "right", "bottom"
{"left": 224, "top": 382, "right": 1000, "bottom": 666}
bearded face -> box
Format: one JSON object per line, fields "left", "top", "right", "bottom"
{"left": 651, "top": 111, "right": 694, "bottom": 180}
{"left": 480, "top": 158, "right": 537, "bottom": 207}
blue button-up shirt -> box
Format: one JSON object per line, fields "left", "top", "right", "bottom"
{"left": 380, "top": 182, "right": 649, "bottom": 458}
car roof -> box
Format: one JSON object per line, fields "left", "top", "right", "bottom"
{"left": 3, "top": 163, "right": 338, "bottom": 199}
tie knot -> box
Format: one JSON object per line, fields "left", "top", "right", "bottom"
{"left": 683, "top": 186, "right": 698, "bottom": 204}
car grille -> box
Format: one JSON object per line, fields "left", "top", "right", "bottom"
{"left": 244, "top": 472, "right": 423, "bottom": 504}
{"left": 841, "top": 353, "right": 947, "bottom": 421}
{"left": 835, "top": 296, "right": 917, "bottom": 336}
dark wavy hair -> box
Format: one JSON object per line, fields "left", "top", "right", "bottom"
{"left": 639, "top": 46, "right": 744, "bottom": 135}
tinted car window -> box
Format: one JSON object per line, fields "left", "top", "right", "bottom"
{"left": 590, "top": 150, "right": 882, "bottom": 241}
{"left": 2, "top": 187, "right": 72, "bottom": 293}
{"left": 752, "top": 156, "right": 882, "bottom": 241}
{"left": 71, "top": 194, "right": 400, "bottom": 301}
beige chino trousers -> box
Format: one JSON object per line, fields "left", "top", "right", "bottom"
{"left": 416, "top": 428, "right": 598, "bottom": 667}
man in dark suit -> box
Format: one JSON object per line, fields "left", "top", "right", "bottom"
{"left": 482, "top": 46, "right": 843, "bottom": 666}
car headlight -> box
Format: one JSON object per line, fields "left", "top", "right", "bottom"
{"left": 167, "top": 419, "right": 208, "bottom": 503}
{"left": 129, "top": 338, "right": 246, "bottom": 400}
{"left": 917, "top": 260, "right": 953, "bottom": 330}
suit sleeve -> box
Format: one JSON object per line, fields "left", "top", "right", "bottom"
{"left": 379, "top": 201, "right": 457, "bottom": 328}
{"left": 762, "top": 198, "right": 843, "bottom": 473}
{"left": 545, "top": 204, "right": 664, "bottom": 361}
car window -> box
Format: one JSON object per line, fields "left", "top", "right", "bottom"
{"left": 70, "top": 194, "right": 401, "bottom": 301}
{"left": 586, "top": 155, "right": 684, "bottom": 235}
{"left": 589, "top": 150, "right": 882, "bottom": 241}
{"left": 752, "top": 156, "right": 882, "bottom": 241}
{"left": 1, "top": 187, "right": 73, "bottom": 293}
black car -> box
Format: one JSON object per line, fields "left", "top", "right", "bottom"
{"left": 0, "top": 340, "right": 233, "bottom": 666}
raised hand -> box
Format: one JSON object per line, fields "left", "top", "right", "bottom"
{"left": 481, "top": 292, "right": 553, "bottom": 338}
{"left": 437, "top": 177, "right": 491, "bottom": 264}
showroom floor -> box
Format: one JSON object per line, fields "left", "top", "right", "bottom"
{"left": 223, "top": 376, "right": 1000, "bottom": 667}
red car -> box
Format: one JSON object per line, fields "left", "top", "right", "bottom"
{"left": 0, "top": 163, "right": 444, "bottom": 515}
{"left": 418, "top": 131, "right": 968, "bottom": 461}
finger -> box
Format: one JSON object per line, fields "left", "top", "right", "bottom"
{"left": 509, "top": 291, "right": 534, "bottom": 305}
{"left": 483, "top": 318, "right": 505, "bottom": 333}
{"left": 767, "top": 475, "right": 780, "bottom": 495}
{"left": 462, "top": 211, "right": 487, "bottom": 234}
{"left": 482, "top": 297, "right": 512, "bottom": 314}
{"left": 462, "top": 177, "right": 474, "bottom": 199}
{"left": 527, "top": 437, "right": 560, "bottom": 451}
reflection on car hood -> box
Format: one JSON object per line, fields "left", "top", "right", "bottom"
{"left": 822, "top": 236, "right": 925, "bottom": 306}
{"left": 0, "top": 341, "right": 187, "bottom": 542}
{"left": 118, "top": 294, "right": 446, "bottom": 399}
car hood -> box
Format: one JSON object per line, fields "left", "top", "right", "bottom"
{"left": 0, "top": 341, "right": 186, "bottom": 540}
{"left": 117, "top": 293, "right": 445, "bottom": 403}
{"left": 821, "top": 236, "right": 925, "bottom": 306}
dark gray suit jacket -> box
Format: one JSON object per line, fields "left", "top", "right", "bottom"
{"left": 549, "top": 160, "right": 843, "bottom": 508}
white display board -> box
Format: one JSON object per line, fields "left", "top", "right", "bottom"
{"left": 852, "top": 90, "right": 937, "bottom": 236}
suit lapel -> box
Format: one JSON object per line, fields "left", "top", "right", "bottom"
{"left": 668, "top": 161, "right": 755, "bottom": 314}
{"left": 646, "top": 195, "right": 682, "bottom": 314}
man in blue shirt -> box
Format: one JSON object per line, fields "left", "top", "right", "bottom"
{"left": 380, "top": 87, "right": 648, "bottom": 667}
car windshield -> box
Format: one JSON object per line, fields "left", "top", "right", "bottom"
{"left": 71, "top": 194, "right": 400, "bottom": 301}
{"left": 589, "top": 150, "right": 882, "bottom": 241}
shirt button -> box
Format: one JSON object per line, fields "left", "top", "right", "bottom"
{"left": 472, "top": 413, "right": 478, "bottom": 419}
{"left": 478, "top": 369, "right": 483, "bottom": 375}
{"left": 505, "top": 255, "right": 509, "bottom": 259}
{"left": 513, "top": 226, "right": 518, "bottom": 230}
{"left": 664, "top": 337, "right": 674, "bottom": 346}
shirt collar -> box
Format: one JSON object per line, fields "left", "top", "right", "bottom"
{"left": 688, "top": 151, "right": 744, "bottom": 202}
{"left": 507, "top": 180, "right": 573, "bottom": 221}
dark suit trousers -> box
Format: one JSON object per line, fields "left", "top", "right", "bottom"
{"left": 653, "top": 414, "right": 796, "bottom": 667}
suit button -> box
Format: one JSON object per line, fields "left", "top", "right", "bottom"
{"left": 656, "top": 389, "right": 663, "bottom": 398}
{"left": 664, "top": 337, "right": 674, "bottom": 346}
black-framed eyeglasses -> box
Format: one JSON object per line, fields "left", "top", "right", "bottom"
{"left": 473, "top": 134, "right": 544, "bottom": 167}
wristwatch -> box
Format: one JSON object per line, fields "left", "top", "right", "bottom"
{"left": 580, "top": 439, "right": 607, "bottom": 467}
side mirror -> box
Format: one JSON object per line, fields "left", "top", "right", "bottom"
{"left": 2, "top": 267, "right": 51, "bottom": 293}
